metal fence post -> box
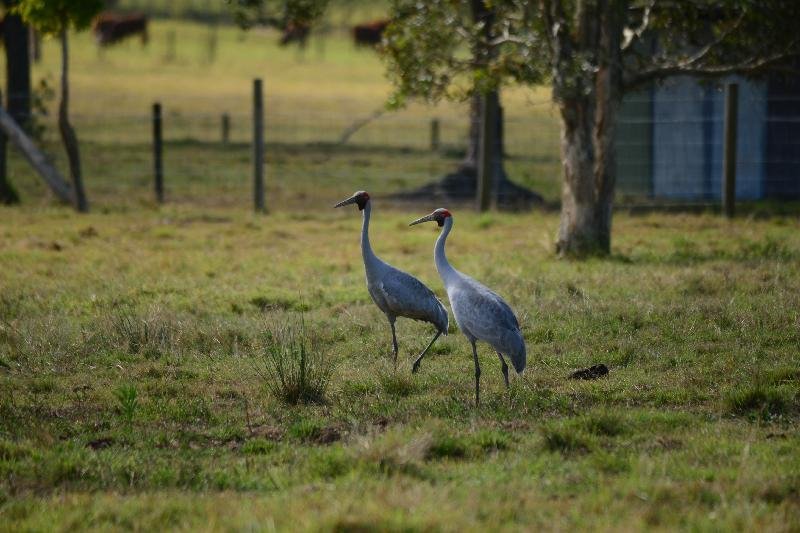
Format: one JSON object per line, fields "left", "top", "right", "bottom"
{"left": 253, "top": 78, "right": 265, "bottom": 212}
{"left": 722, "top": 83, "right": 738, "bottom": 218}
{"left": 152, "top": 102, "right": 164, "bottom": 204}
{"left": 430, "top": 118, "right": 440, "bottom": 152}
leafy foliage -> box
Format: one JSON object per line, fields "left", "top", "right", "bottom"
{"left": 13, "top": 0, "right": 104, "bottom": 35}
{"left": 227, "top": 0, "right": 328, "bottom": 29}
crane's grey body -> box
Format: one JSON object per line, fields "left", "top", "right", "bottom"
{"left": 411, "top": 209, "right": 526, "bottom": 405}
{"left": 336, "top": 192, "right": 447, "bottom": 365}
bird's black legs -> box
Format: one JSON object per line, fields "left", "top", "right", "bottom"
{"left": 471, "top": 340, "right": 481, "bottom": 407}
{"left": 496, "top": 352, "right": 509, "bottom": 389}
{"left": 411, "top": 330, "right": 442, "bottom": 374}
{"left": 389, "top": 319, "right": 398, "bottom": 367}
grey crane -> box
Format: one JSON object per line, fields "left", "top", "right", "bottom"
{"left": 335, "top": 191, "right": 448, "bottom": 366}
{"left": 410, "top": 208, "right": 525, "bottom": 406}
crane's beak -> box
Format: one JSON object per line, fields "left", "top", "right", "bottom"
{"left": 334, "top": 195, "right": 358, "bottom": 208}
{"left": 409, "top": 213, "right": 436, "bottom": 226}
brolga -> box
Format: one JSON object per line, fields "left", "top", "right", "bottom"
{"left": 410, "top": 208, "right": 526, "bottom": 406}
{"left": 334, "top": 191, "right": 448, "bottom": 367}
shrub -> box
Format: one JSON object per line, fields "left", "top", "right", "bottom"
{"left": 256, "top": 315, "right": 332, "bottom": 405}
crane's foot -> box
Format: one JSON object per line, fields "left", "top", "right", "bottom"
{"left": 411, "top": 358, "right": 422, "bottom": 374}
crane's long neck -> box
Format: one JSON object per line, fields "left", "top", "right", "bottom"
{"left": 360, "top": 201, "right": 378, "bottom": 268}
{"left": 435, "top": 217, "right": 458, "bottom": 287}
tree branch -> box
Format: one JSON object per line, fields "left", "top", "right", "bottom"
{"left": 624, "top": 48, "right": 800, "bottom": 91}
{"left": 621, "top": 0, "right": 655, "bottom": 52}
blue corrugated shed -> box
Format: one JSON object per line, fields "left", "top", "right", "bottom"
{"left": 616, "top": 74, "right": 799, "bottom": 201}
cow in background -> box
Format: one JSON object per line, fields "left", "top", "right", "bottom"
{"left": 93, "top": 12, "right": 148, "bottom": 46}
{"left": 352, "top": 19, "right": 389, "bottom": 47}
{"left": 279, "top": 21, "right": 310, "bottom": 48}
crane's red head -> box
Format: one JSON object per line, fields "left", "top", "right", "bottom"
{"left": 409, "top": 208, "right": 452, "bottom": 227}
{"left": 334, "top": 190, "right": 370, "bottom": 211}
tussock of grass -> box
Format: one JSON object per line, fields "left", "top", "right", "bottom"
{"left": 354, "top": 429, "right": 432, "bottom": 476}
{"left": 112, "top": 308, "right": 177, "bottom": 358}
{"left": 427, "top": 434, "right": 468, "bottom": 460}
{"left": 255, "top": 317, "right": 333, "bottom": 405}
{"left": 379, "top": 372, "right": 417, "bottom": 398}
{"left": 541, "top": 424, "right": 594, "bottom": 455}
{"left": 241, "top": 438, "right": 275, "bottom": 455}
{"left": 580, "top": 412, "right": 627, "bottom": 437}
{"left": 470, "top": 430, "right": 511, "bottom": 452}
{"left": 725, "top": 384, "right": 797, "bottom": 419}
{"left": 289, "top": 419, "right": 324, "bottom": 442}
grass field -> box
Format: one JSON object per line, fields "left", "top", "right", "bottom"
{"left": 1, "top": 204, "right": 799, "bottom": 531}
{"left": 2, "top": 12, "right": 800, "bottom": 533}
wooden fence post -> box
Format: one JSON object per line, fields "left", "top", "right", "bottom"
{"left": 476, "top": 94, "right": 497, "bottom": 212}
{"left": 722, "top": 83, "right": 738, "bottom": 218}
{"left": 221, "top": 113, "right": 230, "bottom": 145}
{"left": 430, "top": 118, "right": 440, "bottom": 152}
{"left": 152, "top": 102, "right": 164, "bottom": 203}
{"left": 253, "top": 78, "right": 265, "bottom": 212}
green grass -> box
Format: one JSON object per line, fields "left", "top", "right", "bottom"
{"left": 1, "top": 205, "right": 799, "bottom": 530}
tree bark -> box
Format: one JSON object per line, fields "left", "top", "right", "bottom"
{"left": 59, "top": 28, "right": 89, "bottom": 212}
{"left": 554, "top": 0, "right": 623, "bottom": 256}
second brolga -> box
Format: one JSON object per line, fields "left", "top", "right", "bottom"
{"left": 334, "top": 191, "right": 448, "bottom": 367}
{"left": 410, "top": 208, "right": 526, "bottom": 406}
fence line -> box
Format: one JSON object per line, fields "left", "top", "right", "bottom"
{"left": 3, "top": 85, "right": 799, "bottom": 208}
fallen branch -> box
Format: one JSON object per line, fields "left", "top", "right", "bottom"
{"left": 0, "top": 103, "right": 73, "bottom": 205}
{"left": 336, "top": 107, "right": 387, "bottom": 145}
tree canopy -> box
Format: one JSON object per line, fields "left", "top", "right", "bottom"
{"left": 382, "top": 0, "right": 800, "bottom": 105}
{"left": 13, "top": 0, "right": 103, "bottom": 34}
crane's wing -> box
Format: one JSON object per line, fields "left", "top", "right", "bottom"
{"left": 378, "top": 268, "right": 448, "bottom": 329}
{"left": 451, "top": 278, "right": 522, "bottom": 348}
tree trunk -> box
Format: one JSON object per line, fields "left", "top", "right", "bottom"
{"left": 555, "top": 0, "right": 623, "bottom": 256}
{"left": 555, "top": 95, "right": 616, "bottom": 256}
{"left": 1, "top": 11, "right": 31, "bottom": 204}
{"left": 58, "top": 29, "right": 89, "bottom": 213}
{"left": 4, "top": 12, "right": 31, "bottom": 129}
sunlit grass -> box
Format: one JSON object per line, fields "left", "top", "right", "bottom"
{"left": 0, "top": 205, "right": 799, "bottom": 529}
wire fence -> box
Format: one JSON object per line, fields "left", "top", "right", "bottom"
{"left": 4, "top": 83, "right": 800, "bottom": 210}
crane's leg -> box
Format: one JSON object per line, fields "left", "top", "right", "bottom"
{"left": 471, "top": 340, "right": 481, "bottom": 407}
{"left": 411, "top": 330, "right": 441, "bottom": 374}
{"left": 389, "top": 318, "right": 398, "bottom": 367}
{"left": 496, "top": 351, "right": 509, "bottom": 389}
